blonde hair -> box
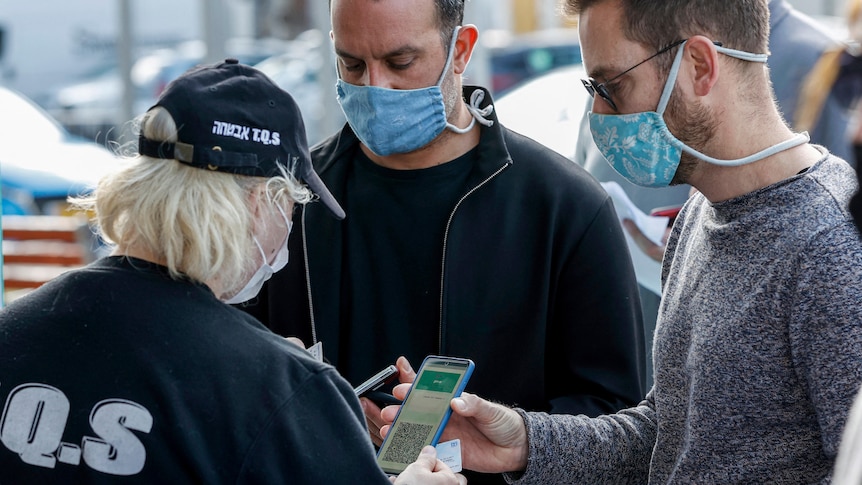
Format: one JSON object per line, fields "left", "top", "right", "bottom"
{"left": 72, "top": 107, "right": 312, "bottom": 292}
{"left": 795, "top": 0, "right": 862, "bottom": 132}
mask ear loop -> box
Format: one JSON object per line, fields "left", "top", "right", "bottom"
{"left": 254, "top": 200, "right": 292, "bottom": 270}
{"left": 656, "top": 41, "right": 688, "bottom": 115}
{"left": 657, "top": 40, "right": 810, "bottom": 166}
{"left": 436, "top": 26, "right": 461, "bottom": 86}
{"left": 252, "top": 237, "right": 271, "bottom": 269}
{"left": 657, "top": 40, "right": 770, "bottom": 116}
{"left": 275, "top": 203, "right": 293, "bottom": 235}
{"left": 441, "top": 26, "right": 496, "bottom": 132}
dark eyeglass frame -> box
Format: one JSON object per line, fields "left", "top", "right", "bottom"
{"left": 581, "top": 39, "right": 687, "bottom": 112}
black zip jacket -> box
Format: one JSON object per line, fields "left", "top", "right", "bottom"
{"left": 244, "top": 86, "right": 646, "bottom": 418}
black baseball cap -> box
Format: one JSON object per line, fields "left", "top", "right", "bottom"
{"left": 138, "top": 58, "right": 345, "bottom": 219}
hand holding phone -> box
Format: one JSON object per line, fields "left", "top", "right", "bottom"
{"left": 376, "top": 355, "right": 474, "bottom": 475}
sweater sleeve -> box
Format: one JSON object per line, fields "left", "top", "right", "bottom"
{"left": 236, "top": 367, "right": 392, "bottom": 484}
{"left": 508, "top": 393, "right": 657, "bottom": 484}
{"left": 547, "top": 196, "right": 647, "bottom": 415}
{"left": 789, "top": 222, "right": 862, "bottom": 467}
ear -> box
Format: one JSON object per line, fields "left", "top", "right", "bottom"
{"left": 453, "top": 24, "right": 479, "bottom": 75}
{"left": 684, "top": 35, "right": 720, "bottom": 97}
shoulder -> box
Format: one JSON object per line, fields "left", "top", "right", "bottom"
{"left": 792, "top": 155, "right": 859, "bottom": 238}
{"left": 310, "top": 125, "right": 359, "bottom": 172}
{"left": 499, "top": 125, "right": 610, "bottom": 205}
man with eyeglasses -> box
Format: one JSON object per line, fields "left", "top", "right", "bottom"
{"left": 386, "top": 0, "right": 862, "bottom": 482}
{"left": 573, "top": 0, "right": 856, "bottom": 393}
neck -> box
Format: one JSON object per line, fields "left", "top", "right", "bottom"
{"left": 684, "top": 91, "right": 823, "bottom": 202}
{"left": 688, "top": 141, "right": 822, "bottom": 202}
{"left": 362, "top": 103, "right": 481, "bottom": 170}
{"left": 113, "top": 244, "right": 223, "bottom": 296}
{"left": 112, "top": 244, "right": 163, "bottom": 266}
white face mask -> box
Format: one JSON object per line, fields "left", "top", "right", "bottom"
{"left": 223, "top": 205, "right": 292, "bottom": 305}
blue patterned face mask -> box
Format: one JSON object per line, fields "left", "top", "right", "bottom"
{"left": 335, "top": 27, "right": 492, "bottom": 156}
{"left": 589, "top": 40, "right": 809, "bottom": 188}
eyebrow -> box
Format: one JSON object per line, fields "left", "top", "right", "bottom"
{"left": 334, "top": 45, "right": 423, "bottom": 61}
{"left": 588, "top": 66, "right": 620, "bottom": 83}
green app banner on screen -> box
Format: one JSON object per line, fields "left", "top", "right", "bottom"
{"left": 415, "top": 370, "right": 460, "bottom": 393}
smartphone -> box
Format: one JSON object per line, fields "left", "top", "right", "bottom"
{"left": 376, "top": 355, "right": 474, "bottom": 475}
{"left": 354, "top": 364, "right": 399, "bottom": 397}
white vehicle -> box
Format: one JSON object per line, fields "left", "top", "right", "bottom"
{"left": 0, "top": 86, "right": 120, "bottom": 216}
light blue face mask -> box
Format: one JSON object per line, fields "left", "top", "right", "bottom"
{"left": 335, "top": 27, "right": 493, "bottom": 156}
{"left": 589, "top": 40, "right": 810, "bottom": 188}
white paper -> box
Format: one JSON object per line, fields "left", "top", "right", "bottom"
{"left": 600, "top": 181, "right": 668, "bottom": 296}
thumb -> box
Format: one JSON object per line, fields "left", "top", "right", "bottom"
{"left": 284, "top": 337, "right": 306, "bottom": 349}
{"left": 414, "top": 445, "right": 438, "bottom": 468}
{"left": 451, "top": 391, "right": 479, "bottom": 416}
{"left": 396, "top": 356, "right": 416, "bottom": 383}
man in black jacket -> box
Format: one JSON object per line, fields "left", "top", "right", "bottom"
{"left": 242, "top": 1, "right": 646, "bottom": 482}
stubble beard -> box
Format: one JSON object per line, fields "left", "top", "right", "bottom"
{"left": 665, "top": 91, "right": 718, "bottom": 186}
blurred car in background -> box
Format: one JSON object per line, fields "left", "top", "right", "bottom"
{"left": 44, "top": 37, "right": 293, "bottom": 142}
{"left": 494, "top": 63, "right": 588, "bottom": 159}
{"left": 0, "top": 85, "right": 119, "bottom": 215}
{"left": 483, "top": 28, "right": 582, "bottom": 96}
{"left": 252, "top": 30, "right": 342, "bottom": 146}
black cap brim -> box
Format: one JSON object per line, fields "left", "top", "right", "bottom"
{"left": 299, "top": 160, "right": 346, "bottom": 219}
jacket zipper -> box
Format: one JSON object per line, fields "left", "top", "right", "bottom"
{"left": 301, "top": 209, "right": 319, "bottom": 345}
{"left": 302, "top": 162, "right": 511, "bottom": 350}
{"left": 437, "top": 163, "right": 510, "bottom": 353}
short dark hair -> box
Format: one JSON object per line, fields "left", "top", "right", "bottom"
{"left": 566, "top": 0, "right": 769, "bottom": 74}
{"left": 435, "top": 0, "right": 465, "bottom": 46}
{"left": 330, "top": 0, "right": 465, "bottom": 50}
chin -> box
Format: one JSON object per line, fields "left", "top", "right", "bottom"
{"left": 670, "top": 156, "right": 698, "bottom": 185}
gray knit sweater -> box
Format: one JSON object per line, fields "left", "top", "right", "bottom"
{"left": 510, "top": 154, "right": 862, "bottom": 484}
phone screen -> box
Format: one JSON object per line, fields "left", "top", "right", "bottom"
{"left": 376, "top": 356, "right": 474, "bottom": 474}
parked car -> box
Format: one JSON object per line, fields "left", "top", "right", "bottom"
{"left": 252, "top": 31, "right": 342, "bottom": 146}
{"left": 0, "top": 85, "right": 120, "bottom": 215}
{"left": 44, "top": 37, "right": 293, "bottom": 141}
{"left": 482, "top": 28, "right": 582, "bottom": 96}
{"left": 493, "top": 63, "right": 589, "bottom": 159}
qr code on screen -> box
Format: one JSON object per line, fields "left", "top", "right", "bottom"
{"left": 382, "top": 422, "right": 433, "bottom": 464}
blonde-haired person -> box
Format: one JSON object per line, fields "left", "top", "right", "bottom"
{"left": 0, "top": 59, "right": 464, "bottom": 485}
{"left": 90, "top": 106, "right": 312, "bottom": 299}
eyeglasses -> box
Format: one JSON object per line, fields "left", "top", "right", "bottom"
{"left": 581, "top": 39, "right": 686, "bottom": 112}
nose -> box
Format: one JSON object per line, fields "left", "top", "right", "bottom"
{"left": 589, "top": 96, "right": 616, "bottom": 115}
{"left": 365, "top": 63, "right": 393, "bottom": 89}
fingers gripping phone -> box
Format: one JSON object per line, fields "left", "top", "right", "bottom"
{"left": 376, "top": 355, "right": 474, "bottom": 475}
